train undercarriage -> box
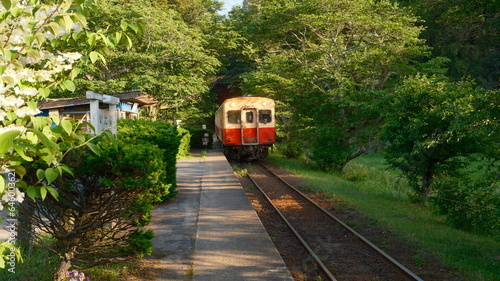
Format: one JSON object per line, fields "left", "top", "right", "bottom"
{"left": 223, "top": 145, "right": 270, "bottom": 161}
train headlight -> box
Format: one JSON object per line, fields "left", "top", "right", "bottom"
{"left": 227, "top": 137, "right": 232, "bottom": 142}
{"left": 262, "top": 101, "right": 267, "bottom": 106}
{"left": 230, "top": 102, "right": 236, "bottom": 107}
{"left": 268, "top": 137, "right": 273, "bottom": 141}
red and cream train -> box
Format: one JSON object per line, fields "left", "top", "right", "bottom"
{"left": 215, "top": 96, "right": 276, "bottom": 161}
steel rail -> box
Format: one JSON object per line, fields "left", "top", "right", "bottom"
{"left": 246, "top": 171, "right": 338, "bottom": 281}
{"left": 259, "top": 162, "right": 424, "bottom": 281}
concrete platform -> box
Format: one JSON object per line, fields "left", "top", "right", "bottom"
{"left": 147, "top": 148, "right": 293, "bottom": 281}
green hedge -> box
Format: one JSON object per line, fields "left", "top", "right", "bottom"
{"left": 186, "top": 126, "right": 213, "bottom": 149}
{"left": 177, "top": 127, "right": 191, "bottom": 158}
{"left": 118, "top": 119, "right": 182, "bottom": 201}
{"left": 77, "top": 139, "right": 169, "bottom": 226}
{"left": 18, "top": 135, "right": 169, "bottom": 271}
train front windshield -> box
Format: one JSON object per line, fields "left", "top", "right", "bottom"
{"left": 227, "top": 110, "right": 240, "bottom": 124}
{"left": 259, "top": 110, "right": 272, "bottom": 124}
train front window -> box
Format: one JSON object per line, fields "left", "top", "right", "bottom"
{"left": 259, "top": 110, "right": 272, "bottom": 124}
{"left": 246, "top": 112, "right": 254, "bottom": 123}
{"left": 227, "top": 110, "right": 240, "bottom": 124}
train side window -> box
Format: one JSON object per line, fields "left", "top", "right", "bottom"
{"left": 259, "top": 110, "right": 272, "bottom": 123}
{"left": 246, "top": 112, "right": 254, "bottom": 123}
{"left": 227, "top": 110, "right": 240, "bottom": 124}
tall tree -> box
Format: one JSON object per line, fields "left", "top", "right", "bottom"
{"left": 231, "top": 0, "right": 428, "bottom": 171}
{"left": 53, "top": 0, "right": 222, "bottom": 122}
{"left": 381, "top": 75, "right": 499, "bottom": 200}
{"left": 397, "top": 0, "right": 500, "bottom": 89}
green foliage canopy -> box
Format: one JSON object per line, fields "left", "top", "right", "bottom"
{"left": 231, "top": 0, "right": 428, "bottom": 171}
{"left": 381, "top": 75, "right": 499, "bottom": 200}
{"left": 65, "top": 0, "right": 222, "bottom": 122}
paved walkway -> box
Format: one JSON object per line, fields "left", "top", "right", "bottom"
{"left": 147, "top": 148, "right": 293, "bottom": 281}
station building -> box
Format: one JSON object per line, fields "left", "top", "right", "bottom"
{"left": 37, "top": 90, "right": 157, "bottom": 134}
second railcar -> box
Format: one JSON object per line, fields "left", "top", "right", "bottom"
{"left": 215, "top": 96, "right": 276, "bottom": 161}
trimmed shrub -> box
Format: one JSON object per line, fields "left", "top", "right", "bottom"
{"left": 187, "top": 126, "right": 213, "bottom": 149}
{"left": 177, "top": 127, "right": 191, "bottom": 159}
{"left": 118, "top": 119, "right": 181, "bottom": 200}
{"left": 19, "top": 137, "right": 169, "bottom": 277}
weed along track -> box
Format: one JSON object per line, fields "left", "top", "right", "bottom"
{"left": 237, "top": 162, "right": 423, "bottom": 281}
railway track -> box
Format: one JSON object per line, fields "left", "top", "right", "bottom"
{"left": 241, "top": 162, "right": 423, "bottom": 281}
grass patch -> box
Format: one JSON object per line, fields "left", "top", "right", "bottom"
{"left": 0, "top": 246, "right": 142, "bottom": 281}
{"left": 0, "top": 246, "right": 58, "bottom": 280}
{"left": 267, "top": 151, "right": 499, "bottom": 281}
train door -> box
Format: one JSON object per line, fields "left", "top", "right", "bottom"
{"left": 241, "top": 108, "right": 258, "bottom": 145}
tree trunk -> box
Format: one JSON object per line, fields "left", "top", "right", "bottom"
{"left": 17, "top": 200, "right": 34, "bottom": 251}
{"left": 54, "top": 252, "right": 74, "bottom": 281}
{"left": 420, "top": 162, "right": 435, "bottom": 201}
{"left": 339, "top": 149, "right": 366, "bottom": 173}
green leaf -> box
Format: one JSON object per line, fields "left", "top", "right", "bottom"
{"left": 2, "top": 74, "right": 15, "bottom": 85}
{"left": 89, "top": 51, "right": 99, "bottom": 64}
{"left": 0, "top": 65, "right": 6, "bottom": 75}
{"left": 86, "top": 142, "right": 101, "bottom": 156}
{"left": 14, "top": 145, "right": 33, "bottom": 162}
{"left": 10, "top": 7, "right": 22, "bottom": 17}
{"left": 27, "top": 101, "right": 38, "bottom": 111}
{"left": 50, "top": 114, "right": 60, "bottom": 125}
{"left": 87, "top": 32, "right": 97, "bottom": 47}
{"left": 59, "top": 164, "right": 74, "bottom": 177}
{"left": 48, "top": 22, "right": 60, "bottom": 36}
{"left": 1, "top": 0, "right": 11, "bottom": 10}
{"left": 61, "top": 120, "right": 72, "bottom": 135}
{"left": 0, "top": 175, "right": 4, "bottom": 194}
{"left": 0, "top": 249, "right": 5, "bottom": 268}
{"left": 36, "top": 169, "right": 45, "bottom": 181}
{"left": 24, "top": 35, "right": 36, "bottom": 46}
{"left": 0, "top": 130, "right": 20, "bottom": 155}
{"left": 85, "top": 121, "right": 96, "bottom": 133}
{"left": 35, "top": 32, "right": 45, "bottom": 45}
{"left": 40, "top": 186, "right": 47, "bottom": 200}
{"left": 61, "top": 15, "right": 73, "bottom": 32}
{"left": 26, "top": 49, "right": 41, "bottom": 61}
{"left": 124, "top": 34, "right": 133, "bottom": 50}
{"left": 5, "top": 112, "right": 16, "bottom": 121}
{"left": 129, "top": 23, "right": 139, "bottom": 33}
{"left": 115, "top": 32, "right": 122, "bottom": 45}
{"left": 26, "top": 185, "right": 37, "bottom": 199}
{"left": 38, "top": 88, "right": 50, "bottom": 98}
{"left": 69, "top": 67, "right": 81, "bottom": 80}
{"left": 62, "top": 80, "right": 76, "bottom": 92}
{"left": 103, "top": 130, "right": 118, "bottom": 149}
{"left": 45, "top": 168, "right": 58, "bottom": 184}
{"left": 46, "top": 185, "right": 59, "bottom": 200}
{"left": 3, "top": 49, "right": 17, "bottom": 61}
{"left": 73, "top": 13, "right": 87, "bottom": 27}
{"left": 120, "top": 21, "right": 128, "bottom": 31}
{"left": 12, "top": 166, "right": 26, "bottom": 178}
{"left": 16, "top": 180, "right": 27, "bottom": 190}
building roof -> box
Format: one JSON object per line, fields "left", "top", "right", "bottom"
{"left": 113, "top": 91, "right": 157, "bottom": 107}
{"left": 38, "top": 91, "right": 157, "bottom": 110}
{"left": 38, "top": 97, "right": 90, "bottom": 110}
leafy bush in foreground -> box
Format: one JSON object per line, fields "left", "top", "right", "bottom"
{"left": 20, "top": 137, "right": 167, "bottom": 279}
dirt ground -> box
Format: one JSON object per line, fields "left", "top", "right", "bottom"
{"left": 236, "top": 162, "right": 467, "bottom": 281}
